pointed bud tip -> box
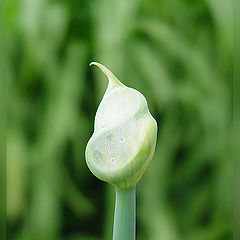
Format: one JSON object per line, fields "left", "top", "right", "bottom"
{"left": 89, "top": 61, "right": 98, "bottom": 67}
{"left": 89, "top": 62, "right": 124, "bottom": 88}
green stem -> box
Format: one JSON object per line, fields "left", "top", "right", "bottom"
{"left": 113, "top": 186, "right": 136, "bottom": 240}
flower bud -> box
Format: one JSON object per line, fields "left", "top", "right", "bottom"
{"left": 85, "top": 62, "right": 157, "bottom": 188}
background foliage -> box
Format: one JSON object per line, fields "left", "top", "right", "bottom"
{"left": 7, "top": 0, "right": 233, "bottom": 239}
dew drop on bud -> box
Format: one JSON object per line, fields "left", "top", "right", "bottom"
{"left": 93, "top": 151, "right": 103, "bottom": 165}
{"left": 105, "top": 133, "right": 113, "bottom": 141}
{"left": 111, "top": 158, "right": 117, "bottom": 164}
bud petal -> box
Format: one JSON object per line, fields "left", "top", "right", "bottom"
{"left": 85, "top": 62, "right": 157, "bottom": 188}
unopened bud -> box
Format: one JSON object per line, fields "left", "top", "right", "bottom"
{"left": 85, "top": 62, "right": 157, "bottom": 188}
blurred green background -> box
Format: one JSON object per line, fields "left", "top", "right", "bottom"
{"left": 7, "top": 0, "right": 233, "bottom": 239}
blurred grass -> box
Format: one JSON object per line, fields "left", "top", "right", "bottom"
{"left": 7, "top": 0, "right": 232, "bottom": 239}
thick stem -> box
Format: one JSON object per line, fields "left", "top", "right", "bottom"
{"left": 113, "top": 186, "right": 136, "bottom": 240}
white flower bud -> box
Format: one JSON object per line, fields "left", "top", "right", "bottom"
{"left": 85, "top": 62, "right": 157, "bottom": 188}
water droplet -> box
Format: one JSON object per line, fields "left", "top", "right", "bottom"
{"left": 111, "top": 158, "right": 117, "bottom": 164}
{"left": 120, "top": 138, "right": 125, "bottom": 143}
{"left": 105, "top": 133, "right": 113, "bottom": 141}
{"left": 93, "top": 151, "right": 103, "bottom": 165}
